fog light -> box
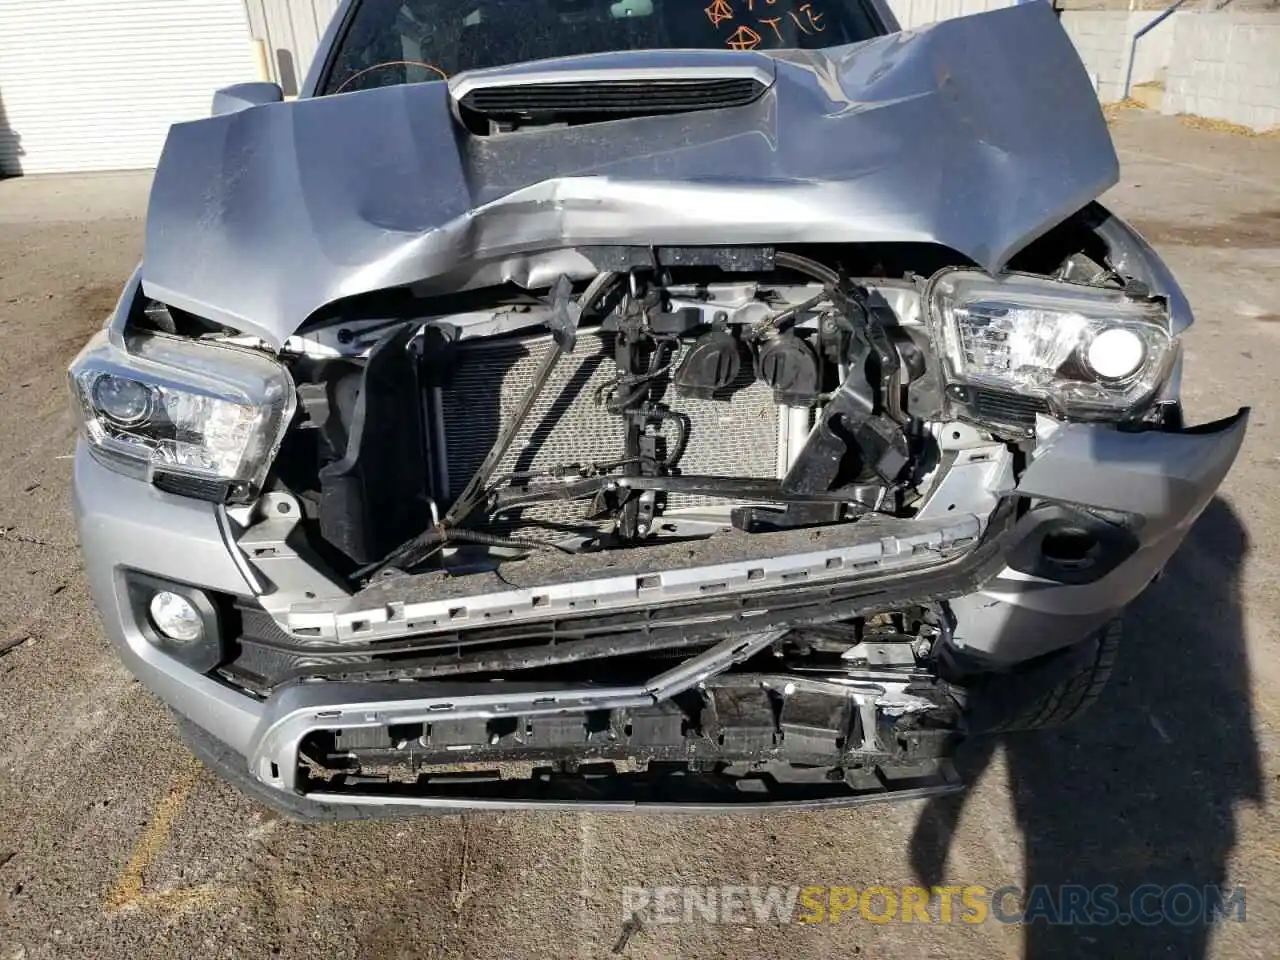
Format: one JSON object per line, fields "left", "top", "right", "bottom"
{"left": 125, "top": 575, "right": 225, "bottom": 672}
{"left": 149, "top": 591, "right": 204, "bottom": 643}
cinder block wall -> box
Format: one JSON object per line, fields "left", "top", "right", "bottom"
{"left": 1058, "top": 10, "right": 1180, "bottom": 102}
{"left": 1162, "top": 14, "right": 1280, "bottom": 130}
{"left": 888, "top": 3, "right": 1182, "bottom": 103}
{"left": 1040, "top": 8, "right": 1280, "bottom": 131}
{"left": 886, "top": 0, "right": 1013, "bottom": 30}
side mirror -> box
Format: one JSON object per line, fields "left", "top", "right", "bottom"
{"left": 211, "top": 82, "right": 284, "bottom": 116}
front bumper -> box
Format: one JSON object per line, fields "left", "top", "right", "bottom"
{"left": 74, "top": 409, "right": 1247, "bottom": 809}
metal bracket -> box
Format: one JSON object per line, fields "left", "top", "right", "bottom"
{"left": 546, "top": 274, "right": 583, "bottom": 352}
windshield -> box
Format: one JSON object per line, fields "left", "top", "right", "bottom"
{"left": 322, "top": 0, "right": 887, "bottom": 95}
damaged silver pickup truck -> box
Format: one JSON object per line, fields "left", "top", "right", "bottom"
{"left": 70, "top": 0, "right": 1246, "bottom": 817}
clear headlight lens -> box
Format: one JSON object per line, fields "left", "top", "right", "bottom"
{"left": 929, "top": 270, "right": 1175, "bottom": 416}
{"left": 69, "top": 330, "right": 295, "bottom": 501}
{"left": 91, "top": 373, "right": 154, "bottom": 424}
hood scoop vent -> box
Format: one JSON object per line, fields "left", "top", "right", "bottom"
{"left": 457, "top": 77, "right": 767, "bottom": 133}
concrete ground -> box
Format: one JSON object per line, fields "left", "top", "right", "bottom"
{"left": 0, "top": 111, "right": 1277, "bottom": 960}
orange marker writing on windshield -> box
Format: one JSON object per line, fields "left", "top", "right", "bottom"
{"left": 705, "top": 0, "right": 735, "bottom": 28}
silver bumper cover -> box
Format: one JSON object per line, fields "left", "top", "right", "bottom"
{"left": 74, "top": 409, "right": 1248, "bottom": 809}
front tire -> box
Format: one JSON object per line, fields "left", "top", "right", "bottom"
{"left": 965, "top": 619, "right": 1121, "bottom": 733}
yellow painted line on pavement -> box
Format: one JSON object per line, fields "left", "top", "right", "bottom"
{"left": 103, "top": 757, "right": 203, "bottom": 913}
{"left": 102, "top": 769, "right": 419, "bottom": 918}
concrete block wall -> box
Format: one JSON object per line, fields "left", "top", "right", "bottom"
{"left": 886, "top": 0, "right": 1013, "bottom": 31}
{"left": 1162, "top": 14, "right": 1280, "bottom": 130}
{"left": 1032, "top": 9, "right": 1280, "bottom": 131}
{"left": 1058, "top": 10, "right": 1179, "bottom": 102}
{"left": 889, "top": 4, "right": 1180, "bottom": 102}
{"left": 889, "top": 5, "right": 1280, "bottom": 131}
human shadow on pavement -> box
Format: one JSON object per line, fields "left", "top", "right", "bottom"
{"left": 910, "top": 497, "right": 1261, "bottom": 958}
{"left": 0, "top": 87, "right": 22, "bottom": 176}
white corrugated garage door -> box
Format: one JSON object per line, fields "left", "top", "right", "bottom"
{"left": 0, "top": 0, "right": 258, "bottom": 175}
{"left": 243, "top": 0, "right": 340, "bottom": 95}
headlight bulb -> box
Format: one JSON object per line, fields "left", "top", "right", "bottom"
{"left": 92, "top": 374, "right": 153, "bottom": 425}
{"left": 1086, "top": 328, "right": 1147, "bottom": 381}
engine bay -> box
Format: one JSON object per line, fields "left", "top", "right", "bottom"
{"left": 274, "top": 252, "right": 954, "bottom": 585}
{"left": 83, "top": 225, "right": 1188, "bottom": 697}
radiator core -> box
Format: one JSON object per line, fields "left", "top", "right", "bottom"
{"left": 436, "top": 328, "right": 782, "bottom": 539}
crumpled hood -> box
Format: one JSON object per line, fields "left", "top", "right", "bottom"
{"left": 142, "top": 3, "right": 1117, "bottom": 348}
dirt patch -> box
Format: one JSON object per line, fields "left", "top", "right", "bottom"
{"left": 1178, "top": 113, "right": 1280, "bottom": 138}
{"left": 1253, "top": 313, "right": 1280, "bottom": 324}
{"left": 1103, "top": 98, "right": 1144, "bottom": 125}
{"left": 1128, "top": 209, "right": 1280, "bottom": 249}
{"left": 0, "top": 283, "right": 119, "bottom": 368}
{"left": 69, "top": 283, "right": 120, "bottom": 321}
{"left": 55, "top": 283, "right": 117, "bottom": 361}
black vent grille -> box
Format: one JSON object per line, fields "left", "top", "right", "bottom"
{"left": 969, "top": 388, "right": 1050, "bottom": 425}
{"left": 152, "top": 471, "right": 232, "bottom": 503}
{"left": 459, "top": 77, "right": 766, "bottom": 124}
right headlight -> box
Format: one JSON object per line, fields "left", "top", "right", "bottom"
{"left": 69, "top": 329, "right": 295, "bottom": 502}
{"left": 928, "top": 269, "right": 1175, "bottom": 418}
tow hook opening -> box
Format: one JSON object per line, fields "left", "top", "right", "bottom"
{"left": 1040, "top": 528, "right": 1100, "bottom": 569}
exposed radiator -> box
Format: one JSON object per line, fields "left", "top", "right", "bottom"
{"left": 436, "top": 329, "right": 781, "bottom": 539}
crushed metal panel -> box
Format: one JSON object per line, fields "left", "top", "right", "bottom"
{"left": 142, "top": 4, "right": 1116, "bottom": 346}
{"left": 1018, "top": 409, "right": 1248, "bottom": 532}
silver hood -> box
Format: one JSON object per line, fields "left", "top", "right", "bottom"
{"left": 142, "top": 4, "right": 1117, "bottom": 348}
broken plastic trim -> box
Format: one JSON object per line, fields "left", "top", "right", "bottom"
{"left": 298, "top": 759, "right": 966, "bottom": 811}
{"left": 248, "top": 629, "right": 788, "bottom": 794}
{"left": 285, "top": 511, "right": 988, "bottom": 645}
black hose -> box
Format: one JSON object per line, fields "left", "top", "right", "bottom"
{"left": 354, "top": 523, "right": 570, "bottom": 582}
{"left": 444, "top": 271, "right": 620, "bottom": 527}
{"left": 353, "top": 526, "right": 448, "bottom": 580}
{"left": 658, "top": 408, "right": 689, "bottom": 468}
{"left": 446, "top": 528, "right": 572, "bottom": 553}
{"left": 748, "top": 252, "right": 843, "bottom": 337}
{"left": 775, "top": 250, "right": 842, "bottom": 287}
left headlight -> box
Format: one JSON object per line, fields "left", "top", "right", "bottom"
{"left": 69, "top": 330, "right": 295, "bottom": 502}
{"left": 929, "top": 269, "right": 1176, "bottom": 418}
